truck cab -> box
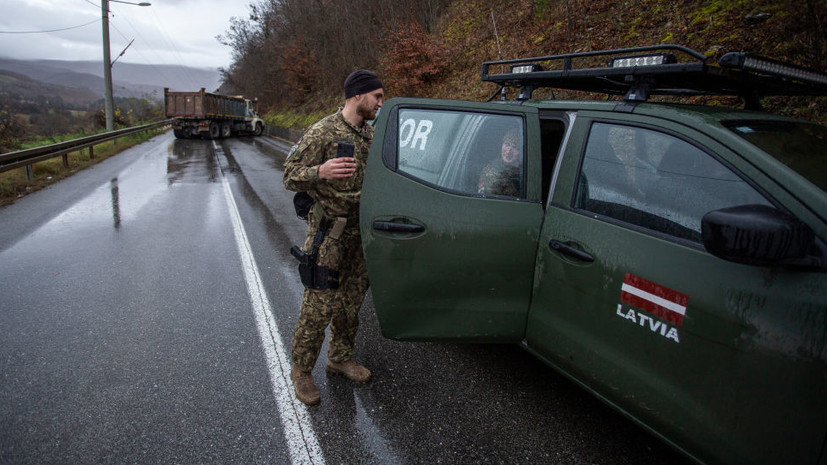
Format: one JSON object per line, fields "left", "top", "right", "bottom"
{"left": 245, "top": 99, "right": 258, "bottom": 118}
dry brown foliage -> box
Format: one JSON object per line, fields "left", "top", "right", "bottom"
{"left": 221, "top": 0, "right": 826, "bottom": 122}
{"left": 380, "top": 21, "right": 450, "bottom": 97}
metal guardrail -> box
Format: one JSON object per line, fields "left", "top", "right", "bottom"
{"left": 263, "top": 125, "right": 303, "bottom": 143}
{"left": 0, "top": 119, "right": 173, "bottom": 179}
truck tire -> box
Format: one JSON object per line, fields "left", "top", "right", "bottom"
{"left": 254, "top": 122, "right": 264, "bottom": 137}
{"left": 220, "top": 122, "right": 232, "bottom": 138}
{"left": 208, "top": 122, "right": 220, "bottom": 139}
{"left": 173, "top": 129, "right": 185, "bottom": 139}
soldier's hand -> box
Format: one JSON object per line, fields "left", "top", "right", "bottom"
{"left": 318, "top": 157, "right": 356, "bottom": 179}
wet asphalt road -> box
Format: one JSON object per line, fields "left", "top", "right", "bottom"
{"left": 0, "top": 132, "right": 689, "bottom": 464}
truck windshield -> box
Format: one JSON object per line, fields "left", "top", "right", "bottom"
{"left": 726, "top": 120, "right": 827, "bottom": 193}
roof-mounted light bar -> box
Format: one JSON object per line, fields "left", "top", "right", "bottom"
{"left": 481, "top": 45, "right": 826, "bottom": 105}
{"left": 611, "top": 53, "right": 677, "bottom": 68}
{"left": 510, "top": 63, "right": 543, "bottom": 74}
{"left": 719, "top": 52, "right": 827, "bottom": 86}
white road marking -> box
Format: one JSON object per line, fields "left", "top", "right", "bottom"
{"left": 214, "top": 142, "right": 325, "bottom": 465}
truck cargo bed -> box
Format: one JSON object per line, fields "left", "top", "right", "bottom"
{"left": 165, "top": 88, "right": 248, "bottom": 120}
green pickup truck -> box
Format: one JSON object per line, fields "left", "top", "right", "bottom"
{"left": 359, "top": 46, "right": 827, "bottom": 465}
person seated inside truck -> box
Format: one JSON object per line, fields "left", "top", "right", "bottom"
{"left": 477, "top": 127, "right": 523, "bottom": 197}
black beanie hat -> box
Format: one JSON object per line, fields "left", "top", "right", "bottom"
{"left": 344, "top": 70, "right": 383, "bottom": 99}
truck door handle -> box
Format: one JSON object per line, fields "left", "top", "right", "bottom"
{"left": 549, "top": 240, "right": 594, "bottom": 262}
{"left": 373, "top": 221, "right": 425, "bottom": 233}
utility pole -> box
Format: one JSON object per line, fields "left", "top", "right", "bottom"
{"left": 102, "top": 0, "right": 114, "bottom": 131}
{"left": 101, "top": 0, "right": 150, "bottom": 132}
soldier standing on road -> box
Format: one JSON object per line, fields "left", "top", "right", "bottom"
{"left": 283, "top": 70, "right": 384, "bottom": 406}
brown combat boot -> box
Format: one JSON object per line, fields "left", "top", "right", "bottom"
{"left": 325, "top": 359, "right": 371, "bottom": 383}
{"left": 291, "top": 365, "right": 320, "bottom": 406}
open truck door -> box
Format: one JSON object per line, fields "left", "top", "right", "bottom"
{"left": 360, "top": 98, "right": 543, "bottom": 342}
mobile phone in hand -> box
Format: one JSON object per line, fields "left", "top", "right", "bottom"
{"left": 337, "top": 141, "right": 355, "bottom": 158}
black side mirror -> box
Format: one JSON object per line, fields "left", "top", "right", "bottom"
{"left": 701, "top": 204, "right": 826, "bottom": 271}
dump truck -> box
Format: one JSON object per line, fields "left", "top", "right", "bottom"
{"left": 164, "top": 88, "right": 264, "bottom": 139}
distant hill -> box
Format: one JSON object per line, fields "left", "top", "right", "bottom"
{"left": 0, "top": 57, "right": 222, "bottom": 103}
{"left": 0, "top": 69, "right": 101, "bottom": 106}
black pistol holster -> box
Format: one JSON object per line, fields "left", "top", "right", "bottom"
{"left": 290, "top": 217, "right": 340, "bottom": 290}
{"left": 292, "top": 191, "right": 314, "bottom": 221}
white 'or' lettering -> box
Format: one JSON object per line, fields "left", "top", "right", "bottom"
{"left": 411, "top": 120, "right": 432, "bottom": 150}
{"left": 399, "top": 119, "right": 416, "bottom": 147}
{"left": 398, "top": 119, "right": 433, "bottom": 151}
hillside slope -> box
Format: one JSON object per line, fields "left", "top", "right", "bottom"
{"left": 0, "top": 58, "right": 223, "bottom": 103}
{"left": 389, "top": 0, "right": 826, "bottom": 122}
{"left": 0, "top": 70, "right": 101, "bottom": 106}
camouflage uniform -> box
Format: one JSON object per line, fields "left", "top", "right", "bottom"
{"left": 477, "top": 161, "right": 521, "bottom": 196}
{"left": 283, "top": 109, "right": 372, "bottom": 373}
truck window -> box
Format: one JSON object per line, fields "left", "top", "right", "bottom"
{"left": 726, "top": 120, "right": 827, "bottom": 193}
{"left": 574, "top": 122, "right": 772, "bottom": 243}
{"left": 396, "top": 109, "right": 526, "bottom": 198}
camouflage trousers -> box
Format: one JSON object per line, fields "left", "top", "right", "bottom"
{"left": 291, "top": 221, "right": 369, "bottom": 372}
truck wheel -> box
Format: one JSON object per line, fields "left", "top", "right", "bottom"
{"left": 173, "top": 129, "right": 185, "bottom": 139}
{"left": 254, "top": 122, "right": 263, "bottom": 137}
{"left": 221, "top": 122, "right": 232, "bottom": 138}
{"left": 208, "top": 122, "right": 220, "bottom": 139}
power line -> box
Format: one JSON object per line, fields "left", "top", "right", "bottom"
{"left": 108, "top": 4, "right": 203, "bottom": 89}
{"left": 0, "top": 19, "right": 99, "bottom": 34}
{"left": 148, "top": 7, "right": 203, "bottom": 84}
{"left": 117, "top": 11, "right": 199, "bottom": 87}
{"left": 108, "top": 21, "right": 178, "bottom": 87}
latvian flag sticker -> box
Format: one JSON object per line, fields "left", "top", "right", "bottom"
{"left": 620, "top": 273, "right": 689, "bottom": 326}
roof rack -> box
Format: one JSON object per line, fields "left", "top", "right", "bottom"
{"left": 481, "top": 45, "right": 827, "bottom": 109}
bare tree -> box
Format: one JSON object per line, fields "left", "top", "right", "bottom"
{"left": 218, "top": 0, "right": 453, "bottom": 109}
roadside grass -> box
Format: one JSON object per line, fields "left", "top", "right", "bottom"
{"left": 262, "top": 108, "right": 332, "bottom": 131}
{"left": 19, "top": 130, "right": 98, "bottom": 150}
{"left": 0, "top": 128, "right": 167, "bottom": 208}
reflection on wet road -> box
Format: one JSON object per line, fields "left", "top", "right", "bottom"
{"left": 212, "top": 140, "right": 324, "bottom": 464}
{"left": 0, "top": 134, "right": 291, "bottom": 464}
{"left": 0, "top": 132, "right": 689, "bottom": 465}
{"left": 168, "top": 139, "right": 221, "bottom": 185}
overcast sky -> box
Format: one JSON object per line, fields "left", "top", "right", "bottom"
{"left": 0, "top": 0, "right": 250, "bottom": 70}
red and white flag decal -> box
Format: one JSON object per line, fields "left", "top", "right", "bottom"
{"left": 620, "top": 273, "right": 688, "bottom": 326}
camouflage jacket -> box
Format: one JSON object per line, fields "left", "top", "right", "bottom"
{"left": 283, "top": 109, "right": 373, "bottom": 219}
{"left": 477, "top": 161, "right": 521, "bottom": 197}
